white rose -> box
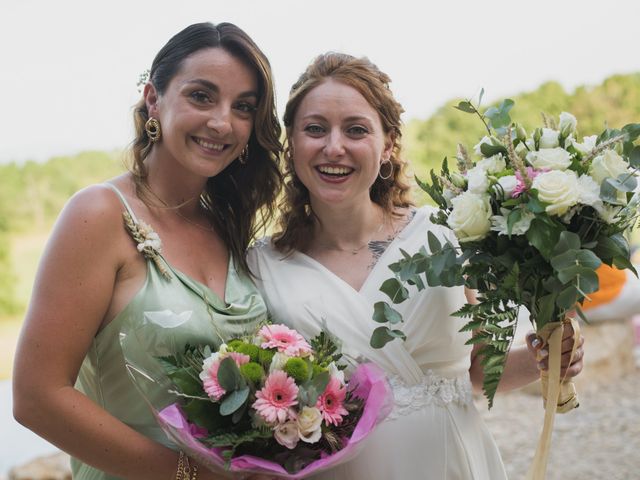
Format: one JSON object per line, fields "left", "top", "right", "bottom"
{"left": 466, "top": 166, "right": 489, "bottom": 194}
{"left": 526, "top": 147, "right": 572, "bottom": 170}
{"left": 476, "top": 154, "right": 506, "bottom": 174}
{"left": 269, "top": 352, "right": 291, "bottom": 373}
{"left": 274, "top": 421, "right": 299, "bottom": 449}
{"left": 490, "top": 208, "right": 535, "bottom": 236}
{"left": 576, "top": 174, "right": 603, "bottom": 211}
{"left": 296, "top": 407, "right": 323, "bottom": 443}
{"left": 531, "top": 170, "right": 580, "bottom": 216}
{"left": 495, "top": 175, "right": 518, "bottom": 199}
{"left": 559, "top": 112, "right": 577, "bottom": 135}
{"left": 447, "top": 192, "right": 492, "bottom": 242}
{"left": 572, "top": 135, "right": 597, "bottom": 155}
{"left": 589, "top": 149, "right": 629, "bottom": 184}
{"left": 539, "top": 128, "right": 560, "bottom": 148}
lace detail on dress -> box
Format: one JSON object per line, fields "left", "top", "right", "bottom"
{"left": 387, "top": 370, "right": 473, "bottom": 420}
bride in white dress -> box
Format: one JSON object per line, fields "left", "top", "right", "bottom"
{"left": 248, "top": 52, "right": 584, "bottom": 480}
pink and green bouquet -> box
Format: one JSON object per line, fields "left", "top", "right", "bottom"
{"left": 148, "top": 324, "right": 392, "bottom": 478}
{"left": 371, "top": 94, "right": 639, "bottom": 410}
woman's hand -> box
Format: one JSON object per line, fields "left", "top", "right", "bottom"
{"left": 526, "top": 323, "right": 585, "bottom": 378}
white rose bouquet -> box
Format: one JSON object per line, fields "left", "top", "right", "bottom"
{"left": 370, "top": 98, "right": 638, "bottom": 478}
{"left": 371, "top": 96, "right": 639, "bottom": 409}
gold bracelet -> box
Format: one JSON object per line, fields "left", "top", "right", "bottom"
{"left": 175, "top": 451, "right": 185, "bottom": 480}
{"left": 183, "top": 455, "right": 191, "bottom": 480}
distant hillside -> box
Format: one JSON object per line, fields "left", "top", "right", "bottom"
{"left": 404, "top": 73, "right": 640, "bottom": 177}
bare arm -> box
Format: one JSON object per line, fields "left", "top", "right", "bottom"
{"left": 12, "top": 186, "right": 232, "bottom": 480}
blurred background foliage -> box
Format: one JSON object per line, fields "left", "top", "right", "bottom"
{"left": 0, "top": 72, "right": 639, "bottom": 320}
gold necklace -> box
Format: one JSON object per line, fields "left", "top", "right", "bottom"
{"left": 145, "top": 186, "right": 215, "bottom": 233}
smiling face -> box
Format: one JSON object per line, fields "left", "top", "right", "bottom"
{"left": 289, "top": 78, "right": 393, "bottom": 208}
{"left": 145, "top": 47, "right": 258, "bottom": 180}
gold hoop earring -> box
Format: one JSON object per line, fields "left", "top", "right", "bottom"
{"left": 379, "top": 158, "right": 393, "bottom": 180}
{"left": 145, "top": 117, "right": 162, "bottom": 143}
{"left": 239, "top": 145, "right": 249, "bottom": 164}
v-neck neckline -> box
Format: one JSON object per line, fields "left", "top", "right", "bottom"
{"left": 163, "top": 255, "right": 233, "bottom": 307}
{"left": 294, "top": 208, "right": 421, "bottom": 295}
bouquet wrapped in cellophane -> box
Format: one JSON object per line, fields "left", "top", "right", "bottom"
{"left": 370, "top": 94, "right": 638, "bottom": 479}
{"left": 121, "top": 319, "right": 392, "bottom": 479}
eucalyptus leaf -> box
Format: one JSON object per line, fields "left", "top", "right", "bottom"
{"left": 454, "top": 101, "right": 476, "bottom": 113}
{"left": 427, "top": 231, "right": 442, "bottom": 253}
{"left": 556, "top": 285, "right": 578, "bottom": 310}
{"left": 600, "top": 180, "right": 620, "bottom": 203}
{"left": 553, "top": 231, "right": 581, "bottom": 254}
{"left": 379, "top": 278, "right": 409, "bottom": 304}
{"left": 630, "top": 146, "right": 640, "bottom": 168}
{"left": 526, "top": 218, "right": 561, "bottom": 260}
{"left": 217, "top": 357, "right": 244, "bottom": 392}
{"left": 480, "top": 143, "right": 507, "bottom": 157}
{"left": 219, "top": 387, "right": 249, "bottom": 416}
{"left": 370, "top": 326, "right": 399, "bottom": 348}
{"left": 372, "top": 301, "right": 403, "bottom": 324}
{"left": 606, "top": 174, "right": 637, "bottom": 193}
{"left": 622, "top": 123, "right": 640, "bottom": 142}
{"left": 574, "top": 250, "right": 602, "bottom": 269}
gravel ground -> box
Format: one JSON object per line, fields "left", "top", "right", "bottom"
{"left": 477, "top": 368, "right": 640, "bottom": 480}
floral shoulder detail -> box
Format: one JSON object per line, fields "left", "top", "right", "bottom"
{"left": 122, "top": 211, "right": 171, "bottom": 279}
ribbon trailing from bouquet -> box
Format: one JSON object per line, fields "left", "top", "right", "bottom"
{"left": 526, "top": 317, "right": 581, "bottom": 480}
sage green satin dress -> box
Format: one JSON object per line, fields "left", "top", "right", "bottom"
{"left": 71, "top": 184, "right": 267, "bottom": 479}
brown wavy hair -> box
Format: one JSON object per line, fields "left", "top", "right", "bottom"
{"left": 273, "top": 52, "right": 414, "bottom": 253}
{"left": 129, "top": 22, "right": 282, "bottom": 273}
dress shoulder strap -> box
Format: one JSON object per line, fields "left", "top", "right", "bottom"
{"left": 103, "top": 182, "right": 139, "bottom": 224}
{"left": 102, "top": 182, "right": 171, "bottom": 279}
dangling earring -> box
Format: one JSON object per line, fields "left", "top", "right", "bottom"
{"left": 239, "top": 144, "right": 249, "bottom": 164}
{"left": 145, "top": 117, "right": 162, "bottom": 143}
{"left": 379, "top": 158, "right": 393, "bottom": 180}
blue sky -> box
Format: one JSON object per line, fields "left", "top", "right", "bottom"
{"left": 1, "top": 0, "right": 637, "bottom": 163}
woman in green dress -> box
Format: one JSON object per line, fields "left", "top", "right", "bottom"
{"left": 13, "top": 22, "right": 280, "bottom": 480}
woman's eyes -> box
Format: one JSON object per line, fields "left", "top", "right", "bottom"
{"left": 303, "top": 124, "right": 369, "bottom": 136}
{"left": 188, "top": 92, "right": 256, "bottom": 115}
{"left": 189, "top": 91, "right": 211, "bottom": 103}
{"left": 234, "top": 102, "right": 257, "bottom": 114}
{"left": 304, "top": 124, "right": 325, "bottom": 135}
{"left": 347, "top": 125, "right": 369, "bottom": 136}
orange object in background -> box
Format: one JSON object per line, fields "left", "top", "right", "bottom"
{"left": 581, "top": 264, "right": 627, "bottom": 311}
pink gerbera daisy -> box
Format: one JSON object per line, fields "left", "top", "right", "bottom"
{"left": 513, "top": 167, "right": 545, "bottom": 198}
{"left": 253, "top": 370, "right": 299, "bottom": 424}
{"left": 259, "top": 324, "right": 312, "bottom": 357}
{"left": 316, "top": 376, "right": 348, "bottom": 426}
{"left": 200, "top": 352, "right": 250, "bottom": 401}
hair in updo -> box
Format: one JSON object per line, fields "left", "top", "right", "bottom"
{"left": 129, "top": 22, "right": 282, "bottom": 273}
{"left": 273, "top": 52, "right": 413, "bottom": 253}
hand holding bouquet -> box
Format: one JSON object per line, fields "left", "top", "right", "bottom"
{"left": 126, "top": 322, "right": 392, "bottom": 478}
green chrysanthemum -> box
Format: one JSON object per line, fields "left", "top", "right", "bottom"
{"left": 235, "top": 343, "right": 260, "bottom": 362}
{"left": 239, "top": 362, "right": 265, "bottom": 383}
{"left": 284, "top": 357, "right": 309, "bottom": 382}
{"left": 258, "top": 348, "right": 276, "bottom": 368}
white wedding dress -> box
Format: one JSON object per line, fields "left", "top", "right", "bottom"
{"left": 247, "top": 206, "right": 507, "bottom": 480}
